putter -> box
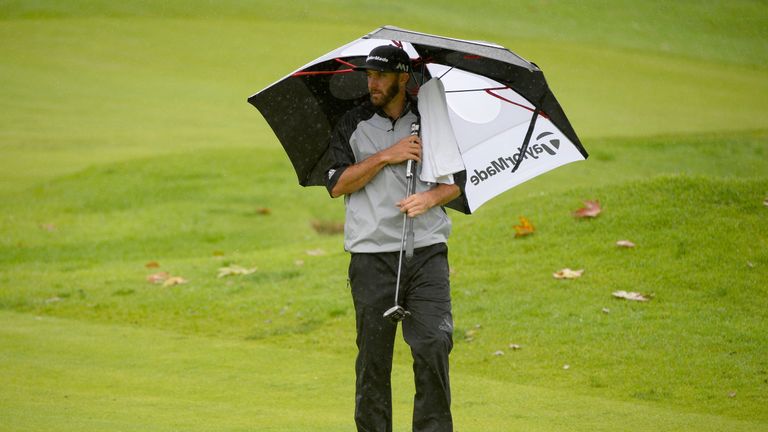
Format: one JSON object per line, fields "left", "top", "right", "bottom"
{"left": 383, "top": 122, "right": 420, "bottom": 323}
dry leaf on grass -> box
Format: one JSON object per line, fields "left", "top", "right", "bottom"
{"left": 513, "top": 216, "right": 535, "bottom": 237}
{"left": 572, "top": 200, "right": 602, "bottom": 218}
{"left": 162, "top": 276, "right": 188, "bottom": 287}
{"left": 553, "top": 268, "right": 584, "bottom": 279}
{"left": 305, "top": 249, "right": 326, "bottom": 256}
{"left": 616, "top": 240, "right": 636, "bottom": 248}
{"left": 217, "top": 265, "right": 258, "bottom": 278}
{"left": 256, "top": 207, "right": 272, "bottom": 215}
{"left": 311, "top": 220, "right": 344, "bottom": 235}
{"left": 147, "top": 272, "right": 187, "bottom": 286}
{"left": 147, "top": 272, "right": 170, "bottom": 284}
{"left": 612, "top": 290, "right": 650, "bottom": 302}
{"left": 464, "top": 324, "right": 482, "bottom": 342}
{"left": 145, "top": 261, "right": 160, "bottom": 268}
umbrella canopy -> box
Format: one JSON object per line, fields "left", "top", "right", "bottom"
{"left": 248, "top": 25, "right": 587, "bottom": 213}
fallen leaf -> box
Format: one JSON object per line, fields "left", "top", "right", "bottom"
{"left": 45, "top": 296, "right": 63, "bottom": 304}
{"left": 493, "top": 350, "right": 505, "bottom": 356}
{"left": 163, "top": 276, "right": 188, "bottom": 287}
{"left": 509, "top": 344, "right": 522, "bottom": 350}
{"left": 616, "top": 240, "right": 636, "bottom": 248}
{"left": 311, "top": 220, "right": 345, "bottom": 235}
{"left": 305, "top": 249, "right": 326, "bottom": 256}
{"left": 563, "top": 364, "right": 571, "bottom": 370}
{"left": 728, "top": 390, "right": 737, "bottom": 398}
{"left": 602, "top": 307, "right": 611, "bottom": 314}
{"left": 572, "top": 200, "right": 602, "bottom": 218}
{"left": 764, "top": 196, "right": 768, "bottom": 207}
{"left": 217, "top": 265, "right": 258, "bottom": 278}
{"left": 145, "top": 261, "right": 160, "bottom": 268}
{"left": 553, "top": 268, "right": 584, "bottom": 279}
{"left": 612, "top": 290, "right": 650, "bottom": 302}
{"left": 147, "top": 272, "right": 170, "bottom": 284}
{"left": 464, "top": 324, "right": 482, "bottom": 340}
{"left": 40, "top": 223, "right": 57, "bottom": 232}
{"left": 513, "top": 216, "right": 535, "bottom": 237}
{"left": 212, "top": 250, "right": 225, "bottom": 257}
{"left": 256, "top": 207, "right": 271, "bottom": 215}
{"left": 294, "top": 260, "right": 305, "bottom": 267}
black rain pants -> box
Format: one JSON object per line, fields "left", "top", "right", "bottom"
{"left": 349, "top": 242, "right": 453, "bottom": 432}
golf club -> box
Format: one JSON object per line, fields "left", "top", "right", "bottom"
{"left": 383, "top": 122, "right": 420, "bottom": 323}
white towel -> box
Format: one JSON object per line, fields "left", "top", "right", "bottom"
{"left": 417, "top": 78, "right": 465, "bottom": 184}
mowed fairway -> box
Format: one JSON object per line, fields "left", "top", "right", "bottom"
{"left": 1, "top": 1, "right": 767, "bottom": 431}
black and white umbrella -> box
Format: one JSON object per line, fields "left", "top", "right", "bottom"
{"left": 248, "top": 25, "right": 587, "bottom": 213}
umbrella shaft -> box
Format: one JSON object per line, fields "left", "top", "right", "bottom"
{"left": 395, "top": 159, "right": 417, "bottom": 303}
{"left": 395, "top": 122, "right": 420, "bottom": 304}
{"left": 405, "top": 160, "right": 416, "bottom": 260}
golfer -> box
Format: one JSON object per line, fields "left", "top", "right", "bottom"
{"left": 326, "top": 45, "right": 461, "bottom": 432}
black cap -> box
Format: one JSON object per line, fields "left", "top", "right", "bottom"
{"left": 354, "top": 45, "right": 411, "bottom": 73}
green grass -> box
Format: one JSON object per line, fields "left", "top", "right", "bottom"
{"left": 3, "top": 310, "right": 766, "bottom": 432}
{"left": 1, "top": 0, "right": 767, "bottom": 430}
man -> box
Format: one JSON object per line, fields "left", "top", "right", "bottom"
{"left": 326, "top": 45, "right": 461, "bottom": 432}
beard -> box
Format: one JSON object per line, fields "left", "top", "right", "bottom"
{"left": 370, "top": 80, "right": 400, "bottom": 107}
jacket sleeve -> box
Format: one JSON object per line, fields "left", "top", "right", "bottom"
{"left": 325, "top": 115, "right": 356, "bottom": 197}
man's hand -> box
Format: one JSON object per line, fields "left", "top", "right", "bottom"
{"left": 396, "top": 183, "right": 461, "bottom": 217}
{"left": 397, "top": 192, "right": 431, "bottom": 217}
{"left": 382, "top": 135, "right": 421, "bottom": 165}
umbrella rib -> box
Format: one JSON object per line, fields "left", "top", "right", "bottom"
{"left": 441, "top": 87, "right": 548, "bottom": 118}
{"left": 444, "top": 87, "right": 508, "bottom": 93}
{"left": 512, "top": 108, "right": 541, "bottom": 173}
{"left": 438, "top": 65, "right": 456, "bottom": 80}
{"left": 291, "top": 58, "right": 358, "bottom": 77}
{"left": 485, "top": 89, "right": 549, "bottom": 119}
{"left": 292, "top": 69, "right": 355, "bottom": 77}
{"left": 334, "top": 58, "right": 357, "bottom": 68}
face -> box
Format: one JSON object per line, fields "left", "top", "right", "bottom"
{"left": 366, "top": 70, "right": 404, "bottom": 107}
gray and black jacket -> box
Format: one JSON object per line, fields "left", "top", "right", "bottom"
{"left": 326, "top": 98, "right": 452, "bottom": 253}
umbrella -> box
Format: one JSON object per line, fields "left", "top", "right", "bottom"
{"left": 248, "top": 25, "right": 587, "bottom": 213}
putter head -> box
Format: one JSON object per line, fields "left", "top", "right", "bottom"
{"left": 383, "top": 305, "right": 411, "bottom": 323}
